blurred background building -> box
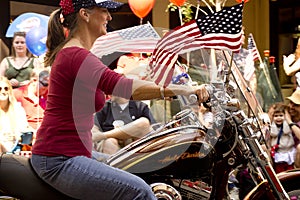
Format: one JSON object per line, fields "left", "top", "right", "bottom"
{"left": 0, "top": 0, "right": 299, "bottom": 99}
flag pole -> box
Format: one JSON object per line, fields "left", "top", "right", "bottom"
{"left": 249, "top": 33, "right": 263, "bottom": 64}
{"left": 194, "top": 1, "right": 208, "bottom": 17}
{"left": 221, "top": 0, "right": 227, "bottom": 8}
{"left": 210, "top": 0, "right": 218, "bottom": 82}
{"left": 195, "top": 0, "right": 201, "bottom": 19}
{"left": 215, "top": 1, "right": 221, "bottom": 11}
{"left": 177, "top": 4, "right": 190, "bottom": 69}
{"left": 225, "top": 51, "right": 234, "bottom": 85}
{"left": 250, "top": 33, "right": 276, "bottom": 98}
{"left": 178, "top": 7, "right": 183, "bottom": 26}
{"left": 201, "top": 0, "right": 214, "bottom": 14}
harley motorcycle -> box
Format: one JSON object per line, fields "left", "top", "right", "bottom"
{"left": 1, "top": 49, "right": 300, "bottom": 200}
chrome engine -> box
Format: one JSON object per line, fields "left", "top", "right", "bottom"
{"left": 150, "top": 182, "right": 182, "bottom": 200}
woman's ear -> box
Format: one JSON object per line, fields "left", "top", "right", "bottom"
{"left": 78, "top": 8, "right": 90, "bottom": 23}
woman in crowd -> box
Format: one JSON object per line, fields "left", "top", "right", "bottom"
{"left": 283, "top": 37, "right": 300, "bottom": 90}
{"left": 0, "top": 76, "right": 32, "bottom": 153}
{"left": 0, "top": 31, "right": 43, "bottom": 88}
{"left": 30, "top": 0, "right": 209, "bottom": 199}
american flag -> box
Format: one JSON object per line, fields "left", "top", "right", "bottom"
{"left": 149, "top": 3, "right": 244, "bottom": 87}
{"left": 91, "top": 23, "right": 160, "bottom": 58}
{"left": 247, "top": 33, "right": 260, "bottom": 62}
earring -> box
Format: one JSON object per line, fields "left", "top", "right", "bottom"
{"left": 86, "top": 19, "right": 89, "bottom": 23}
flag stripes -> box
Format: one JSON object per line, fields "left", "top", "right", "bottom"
{"left": 149, "top": 3, "right": 244, "bottom": 87}
{"left": 247, "top": 33, "right": 260, "bottom": 62}
{"left": 91, "top": 23, "right": 160, "bottom": 58}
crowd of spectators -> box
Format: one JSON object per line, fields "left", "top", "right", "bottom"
{"left": 0, "top": 31, "right": 48, "bottom": 153}
{"left": 1, "top": 30, "right": 300, "bottom": 172}
{"left": 0, "top": 28, "right": 300, "bottom": 188}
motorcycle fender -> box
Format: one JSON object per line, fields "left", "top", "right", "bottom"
{"left": 244, "top": 169, "right": 300, "bottom": 200}
{"left": 276, "top": 169, "right": 300, "bottom": 192}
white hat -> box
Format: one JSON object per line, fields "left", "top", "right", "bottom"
{"left": 286, "top": 90, "right": 300, "bottom": 105}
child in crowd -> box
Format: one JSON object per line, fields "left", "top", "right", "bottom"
{"left": 269, "top": 102, "right": 296, "bottom": 173}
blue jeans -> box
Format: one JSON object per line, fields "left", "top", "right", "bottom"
{"left": 31, "top": 153, "right": 156, "bottom": 200}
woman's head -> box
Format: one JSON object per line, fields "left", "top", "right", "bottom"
{"left": 44, "top": 0, "right": 123, "bottom": 66}
{"left": 0, "top": 76, "right": 24, "bottom": 134}
{"left": 0, "top": 76, "right": 15, "bottom": 104}
{"left": 59, "top": 0, "right": 122, "bottom": 38}
{"left": 11, "top": 32, "right": 32, "bottom": 58}
{"left": 60, "top": 0, "right": 123, "bottom": 16}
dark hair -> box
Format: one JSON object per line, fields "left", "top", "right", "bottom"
{"left": 271, "top": 102, "right": 286, "bottom": 115}
{"left": 11, "top": 31, "right": 32, "bottom": 58}
{"left": 44, "top": 9, "right": 78, "bottom": 67}
{"left": 13, "top": 31, "right": 26, "bottom": 37}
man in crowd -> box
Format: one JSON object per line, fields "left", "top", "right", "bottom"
{"left": 13, "top": 69, "right": 49, "bottom": 130}
{"left": 285, "top": 90, "right": 300, "bottom": 168}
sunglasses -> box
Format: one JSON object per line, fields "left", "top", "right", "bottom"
{"left": 39, "top": 79, "right": 49, "bottom": 87}
{"left": 0, "top": 86, "right": 9, "bottom": 92}
{"left": 39, "top": 75, "right": 49, "bottom": 87}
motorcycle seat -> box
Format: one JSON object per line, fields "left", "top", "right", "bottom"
{"left": 0, "top": 153, "right": 75, "bottom": 200}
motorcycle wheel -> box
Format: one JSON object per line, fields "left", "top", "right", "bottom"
{"left": 288, "top": 190, "right": 300, "bottom": 199}
{"left": 283, "top": 182, "right": 300, "bottom": 199}
{"left": 245, "top": 169, "right": 300, "bottom": 200}
{"left": 280, "top": 170, "right": 300, "bottom": 200}
{"left": 0, "top": 196, "right": 19, "bottom": 200}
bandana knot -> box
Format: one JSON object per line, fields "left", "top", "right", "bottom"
{"left": 60, "top": 0, "right": 75, "bottom": 16}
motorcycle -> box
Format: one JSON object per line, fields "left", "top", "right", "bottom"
{"left": 1, "top": 49, "right": 300, "bottom": 200}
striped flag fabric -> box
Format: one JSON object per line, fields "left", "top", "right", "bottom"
{"left": 247, "top": 33, "right": 260, "bottom": 62}
{"left": 91, "top": 23, "right": 160, "bottom": 58}
{"left": 149, "top": 3, "right": 244, "bottom": 87}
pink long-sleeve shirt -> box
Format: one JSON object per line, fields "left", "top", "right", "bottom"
{"left": 32, "top": 47, "right": 133, "bottom": 158}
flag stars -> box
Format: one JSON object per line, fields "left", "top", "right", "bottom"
{"left": 150, "top": 2, "right": 244, "bottom": 86}
{"left": 197, "top": 2, "right": 243, "bottom": 35}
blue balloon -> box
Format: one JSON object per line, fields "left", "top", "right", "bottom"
{"left": 6, "top": 13, "right": 49, "bottom": 38}
{"left": 26, "top": 26, "right": 47, "bottom": 56}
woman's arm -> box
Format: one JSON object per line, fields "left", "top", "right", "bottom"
{"left": 131, "top": 79, "right": 208, "bottom": 104}
{"left": 0, "top": 57, "right": 8, "bottom": 76}
{"left": 283, "top": 54, "right": 300, "bottom": 76}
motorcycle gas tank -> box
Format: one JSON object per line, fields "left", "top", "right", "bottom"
{"left": 107, "top": 125, "right": 215, "bottom": 178}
